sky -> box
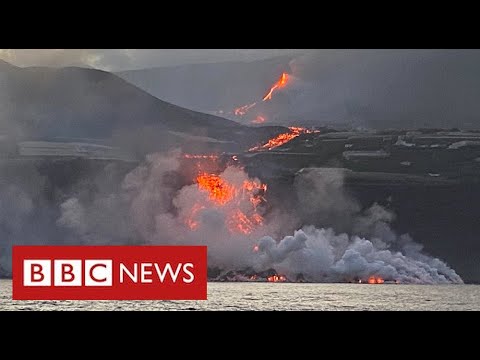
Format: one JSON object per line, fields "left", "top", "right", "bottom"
{"left": 0, "top": 49, "right": 305, "bottom": 72}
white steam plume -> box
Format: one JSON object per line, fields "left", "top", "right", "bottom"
{"left": 256, "top": 227, "right": 462, "bottom": 284}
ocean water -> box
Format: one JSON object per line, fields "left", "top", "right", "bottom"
{"left": 1, "top": 279, "right": 479, "bottom": 311}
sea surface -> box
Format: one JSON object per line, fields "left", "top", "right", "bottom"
{"left": 1, "top": 279, "right": 479, "bottom": 310}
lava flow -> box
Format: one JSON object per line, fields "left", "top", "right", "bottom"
{"left": 249, "top": 126, "right": 320, "bottom": 152}
{"left": 197, "top": 173, "right": 236, "bottom": 205}
{"left": 234, "top": 102, "right": 257, "bottom": 116}
{"left": 262, "top": 72, "right": 289, "bottom": 101}
{"left": 233, "top": 72, "right": 291, "bottom": 121}
{"left": 186, "top": 170, "right": 267, "bottom": 235}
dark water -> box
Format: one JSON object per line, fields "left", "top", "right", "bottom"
{"left": 1, "top": 280, "right": 479, "bottom": 310}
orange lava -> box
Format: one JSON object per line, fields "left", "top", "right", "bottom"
{"left": 187, "top": 171, "right": 267, "bottom": 235}
{"left": 234, "top": 102, "right": 257, "bottom": 116}
{"left": 232, "top": 72, "right": 291, "bottom": 120}
{"left": 196, "top": 173, "right": 236, "bottom": 205}
{"left": 227, "top": 209, "right": 263, "bottom": 235}
{"left": 267, "top": 275, "right": 287, "bottom": 282}
{"left": 367, "top": 276, "right": 385, "bottom": 284}
{"left": 249, "top": 126, "right": 320, "bottom": 152}
{"left": 262, "top": 72, "right": 289, "bottom": 101}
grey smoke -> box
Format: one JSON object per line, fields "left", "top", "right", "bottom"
{"left": 294, "top": 168, "right": 361, "bottom": 232}
{"left": 277, "top": 167, "right": 462, "bottom": 283}
{"left": 0, "top": 168, "right": 59, "bottom": 276}
{"left": 51, "top": 153, "right": 463, "bottom": 284}
{"left": 0, "top": 150, "right": 464, "bottom": 283}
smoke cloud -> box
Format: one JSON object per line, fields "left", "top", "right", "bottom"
{"left": 0, "top": 164, "right": 60, "bottom": 276}
{"left": 49, "top": 153, "right": 463, "bottom": 283}
{"left": 251, "top": 166, "right": 462, "bottom": 284}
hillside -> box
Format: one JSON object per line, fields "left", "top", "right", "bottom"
{"left": 0, "top": 59, "right": 285, "bottom": 156}
{"left": 116, "top": 56, "right": 293, "bottom": 114}
{"left": 117, "top": 50, "right": 480, "bottom": 130}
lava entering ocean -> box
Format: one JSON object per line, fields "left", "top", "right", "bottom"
{"left": 367, "top": 276, "right": 385, "bottom": 284}
{"left": 172, "top": 153, "right": 463, "bottom": 285}
{"left": 267, "top": 274, "right": 287, "bottom": 282}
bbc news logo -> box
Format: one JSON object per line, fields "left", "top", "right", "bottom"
{"left": 12, "top": 246, "right": 207, "bottom": 300}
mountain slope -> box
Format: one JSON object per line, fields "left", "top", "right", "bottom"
{"left": 116, "top": 56, "right": 293, "bottom": 113}
{"left": 0, "top": 60, "right": 286, "bottom": 155}
{"left": 117, "top": 50, "right": 480, "bottom": 130}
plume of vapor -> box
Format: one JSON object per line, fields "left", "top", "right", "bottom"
{"left": 255, "top": 226, "right": 462, "bottom": 284}
{"left": 54, "top": 153, "right": 462, "bottom": 283}
{"left": 0, "top": 151, "right": 463, "bottom": 284}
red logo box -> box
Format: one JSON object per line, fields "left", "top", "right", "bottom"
{"left": 12, "top": 246, "right": 207, "bottom": 300}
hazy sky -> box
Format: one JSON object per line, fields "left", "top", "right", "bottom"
{"left": 0, "top": 49, "right": 305, "bottom": 72}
